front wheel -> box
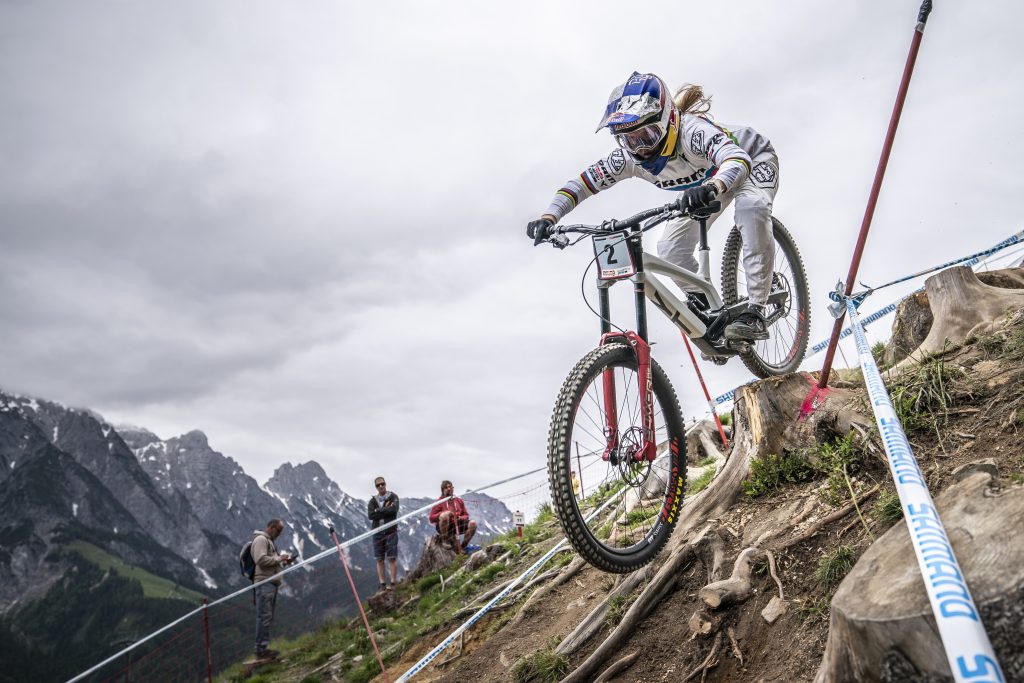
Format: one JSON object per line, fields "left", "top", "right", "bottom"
{"left": 546, "top": 343, "right": 687, "bottom": 573}
{"left": 721, "top": 217, "right": 810, "bottom": 378}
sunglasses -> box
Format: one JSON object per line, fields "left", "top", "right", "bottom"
{"left": 375, "top": 481, "right": 386, "bottom": 488}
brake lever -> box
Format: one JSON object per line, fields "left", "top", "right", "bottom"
{"left": 549, "top": 235, "right": 570, "bottom": 249}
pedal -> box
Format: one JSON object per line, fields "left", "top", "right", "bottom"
{"left": 727, "top": 340, "right": 752, "bottom": 353}
{"left": 699, "top": 352, "right": 729, "bottom": 365}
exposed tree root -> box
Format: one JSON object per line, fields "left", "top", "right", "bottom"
{"left": 592, "top": 650, "right": 641, "bottom": 683}
{"left": 556, "top": 564, "right": 651, "bottom": 656}
{"left": 727, "top": 626, "right": 743, "bottom": 666}
{"left": 699, "top": 546, "right": 765, "bottom": 609}
{"left": 684, "top": 631, "right": 723, "bottom": 682}
{"left": 560, "top": 525, "right": 711, "bottom": 683}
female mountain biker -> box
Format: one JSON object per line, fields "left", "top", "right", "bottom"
{"left": 526, "top": 71, "right": 781, "bottom": 342}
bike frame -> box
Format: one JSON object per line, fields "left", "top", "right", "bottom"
{"left": 595, "top": 214, "right": 741, "bottom": 464}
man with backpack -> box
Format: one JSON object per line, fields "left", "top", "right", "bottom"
{"left": 367, "top": 476, "right": 400, "bottom": 592}
{"left": 244, "top": 519, "right": 294, "bottom": 660}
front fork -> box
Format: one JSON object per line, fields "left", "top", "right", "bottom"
{"left": 595, "top": 232, "right": 658, "bottom": 464}
{"left": 599, "top": 330, "right": 657, "bottom": 463}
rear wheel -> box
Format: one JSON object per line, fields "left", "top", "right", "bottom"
{"left": 721, "top": 217, "right": 810, "bottom": 378}
{"left": 546, "top": 343, "right": 687, "bottom": 573}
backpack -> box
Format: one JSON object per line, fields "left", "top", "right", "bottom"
{"left": 239, "top": 537, "right": 257, "bottom": 582}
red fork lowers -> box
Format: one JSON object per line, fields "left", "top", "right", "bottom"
{"left": 600, "top": 365, "right": 620, "bottom": 461}
{"left": 599, "top": 332, "right": 657, "bottom": 463}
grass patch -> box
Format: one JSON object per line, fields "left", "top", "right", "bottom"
{"left": 511, "top": 639, "right": 570, "bottom": 683}
{"left": 696, "top": 455, "right": 717, "bottom": 467}
{"left": 534, "top": 502, "right": 554, "bottom": 524}
{"left": 417, "top": 572, "right": 443, "bottom": 594}
{"left": 873, "top": 489, "right": 903, "bottom": 525}
{"left": 687, "top": 466, "right": 716, "bottom": 494}
{"left": 871, "top": 341, "right": 889, "bottom": 371}
{"left": 808, "top": 433, "right": 865, "bottom": 506}
{"left": 604, "top": 592, "right": 638, "bottom": 628}
{"left": 62, "top": 542, "right": 205, "bottom": 602}
{"left": 889, "top": 348, "right": 967, "bottom": 435}
{"left": 743, "top": 433, "right": 868, "bottom": 504}
{"left": 475, "top": 562, "right": 506, "bottom": 583}
{"left": 742, "top": 452, "right": 814, "bottom": 498}
{"left": 795, "top": 596, "right": 830, "bottom": 623}
{"left": 815, "top": 545, "right": 857, "bottom": 589}
{"left": 623, "top": 508, "right": 653, "bottom": 527}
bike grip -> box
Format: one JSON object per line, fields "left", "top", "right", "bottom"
{"left": 918, "top": 0, "right": 932, "bottom": 26}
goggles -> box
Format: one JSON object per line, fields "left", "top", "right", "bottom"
{"left": 614, "top": 121, "right": 667, "bottom": 159}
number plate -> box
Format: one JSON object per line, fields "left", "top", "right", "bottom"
{"left": 592, "top": 232, "right": 635, "bottom": 280}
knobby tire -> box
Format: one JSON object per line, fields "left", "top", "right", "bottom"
{"left": 546, "top": 343, "right": 687, "bottom": 573}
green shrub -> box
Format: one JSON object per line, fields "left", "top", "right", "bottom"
{"left": 742, "top": 452, "right": 814, "bottom": 497}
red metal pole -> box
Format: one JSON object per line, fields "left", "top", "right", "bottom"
{"left": 818, "top": 0, "right": 933, "bottom": 389}
{"left": 330, "top": 527, "right": 391, "bottom": 683}
{"left": 681, "top": 333, "right": 729, "bottom": 447}
{"left": 202, "top": 598, "right": 213, "bottom": 683}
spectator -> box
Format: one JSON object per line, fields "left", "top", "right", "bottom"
{"left": 367, "top": 476, "right": 400, "bottom": 591}
{"left": 429, "top": 480, "right": 477, "bottom": 554}
{"left": 251, "top": 519, "right": 294, "bottom": 660}
{"left": 571, "top": 470, "right": 581, "bottom": 497}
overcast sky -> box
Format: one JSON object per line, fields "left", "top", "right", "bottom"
{"left": 2, "top": 2, "right": 1022, "bottom": 501}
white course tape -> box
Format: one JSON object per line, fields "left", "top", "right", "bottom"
{"left": 396, "top": 489, "right": 625, "bottom": 682}
{"left": 847, "top": 298, "right": 1005, "bottom": 683}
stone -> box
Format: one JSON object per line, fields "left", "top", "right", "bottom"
{"left": 951, "top": 459, "right": 999, "bottom": 482}
{"left": 761, "top": 596, "right": 787, "bottom": 624}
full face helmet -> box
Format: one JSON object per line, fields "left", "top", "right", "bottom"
{"left": 596, "top": 72, "right": 676, "bottom": 161}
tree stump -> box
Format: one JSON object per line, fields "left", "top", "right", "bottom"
{"left": 686, "top": 417, "right": 727, "bottom": 465}
{"left": 892, "top": 266, "right": 1024, "bottom": 370}
{"left": 406, "top": 535, "right": 458, "bottom": 582}
{"left": 815, "top": 470, "right": 1024, "bottom": 682}
{"left": 883, "top": 291, "right": 933, "bottom": 368}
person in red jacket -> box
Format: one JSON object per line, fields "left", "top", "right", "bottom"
{"left": 429, "top": 480, "right": 477, "bottom": 554}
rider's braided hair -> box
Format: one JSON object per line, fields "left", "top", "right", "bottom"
{"left": 673, "top": 84, "right": 712, "bottom": 115}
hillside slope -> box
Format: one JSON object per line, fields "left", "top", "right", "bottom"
{"left": 233, "top": 271, "right": 1024, "bottom": 683}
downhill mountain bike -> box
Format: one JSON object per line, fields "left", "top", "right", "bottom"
{"left": 537, "top": 197, "right": 809, "bottom": 572}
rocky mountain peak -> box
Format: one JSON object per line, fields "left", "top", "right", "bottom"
{"left": 115, "top": 425, "right": 161, "bottom": 451}
{"left": 177, "top": 429, "right": 210, "bottom": 450}
{"left": 266, "top": 461, "right": 336, "bottom": 498}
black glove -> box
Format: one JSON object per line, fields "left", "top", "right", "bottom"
{"left": 526, "top": 217, "right": 555, "bottom": 246}
{"left": 679, "top": 184, "right": 718, "bottom": 213}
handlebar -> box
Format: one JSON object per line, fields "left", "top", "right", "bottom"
{"left": 546, "top": 197, "right": 721, "bottom": 249}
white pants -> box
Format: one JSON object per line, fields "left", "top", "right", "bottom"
{"left": 657, "top": 154, "right": 779, "bottom": 305}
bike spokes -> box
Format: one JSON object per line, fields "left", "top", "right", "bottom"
{"left": 570, "top": 362, "right": 673, "bottom": 553}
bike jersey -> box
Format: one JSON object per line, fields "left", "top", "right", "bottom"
{"left": 544, "top": 114, "right": 776, "bottom": 222}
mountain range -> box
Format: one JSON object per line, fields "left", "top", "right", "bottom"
{"left": 0, "top": 389, "right": 512, "bottom": 682}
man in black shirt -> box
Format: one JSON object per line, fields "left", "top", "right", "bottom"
{"left": 368, "top": 476, "right": 400, "bottom": 591}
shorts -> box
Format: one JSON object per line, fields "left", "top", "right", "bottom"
{"left": 436, "top": 518, "right": 470, "bottom": 536}
{"left": 373, "top": 532, "right": 398, "bottom": 560}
